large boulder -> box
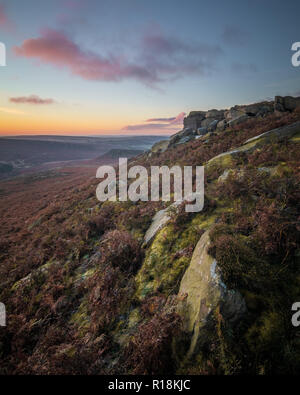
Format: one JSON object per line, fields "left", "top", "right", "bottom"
{"left": 177, "top": 229, "right": 246, "bottom": 358}
{"left": 207, "top": 119, "right": 219, "bottom": 132}
{"left": 201, "top": 117, "right": 218, "bottom": 128}
{"left": 225, "top": 101, "right": 273, "bottom": 120}
{"left": 205, "top": 109, "right": 225, "bottom": 120}
{"left": 197, "top": 127, "right": 209, "bottom": 136}
{"left": 224, "top": 108, "right": 245, "bottom": 121}
{"left": 228, "top": 114, "right": 250, "bottom": 128}
{"left": 241, "top": 101, "right": 274, "bottom": 116}
{"left": 274, "top": 96, "right": 300, "bottom": 112}
{"left": 216, "top": 119, "right": 227, "bottom": 131}
{"left": 183, "top": 111, "right": 206, "bottom": 130}
{"left": 168, "top": 128, "right": 197, "bottom": 147}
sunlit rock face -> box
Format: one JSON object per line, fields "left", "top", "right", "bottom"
{"left": 177, "top": 229, "right": 246, "bottom": 358}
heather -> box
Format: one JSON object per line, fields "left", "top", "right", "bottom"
{"left": 0, "top": 109, "right": 299, "bottom": 374}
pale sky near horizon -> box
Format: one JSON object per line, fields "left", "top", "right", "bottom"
{"left": 0, "top": 0, "right": 300, "bottom": 135}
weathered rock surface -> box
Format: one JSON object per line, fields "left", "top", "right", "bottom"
{"left": 275, "top": 96, "right": 300, "bottom": 112}
{"left": 244, "top": 120, "right": 300, "bottom": 145}
{"left": 205, "top": 109, "right": 225, "bottom": 120}
{"left": 149, "top": 96, "right": 300, "bottom": 152}
{"left": 224, "top": 108, "right": 245, "bottom": 121}
{"left": 168, "top": 128, "right": 197, "bottom": 147}
{"left": 225, "top": 101, "right": 273, "bottom": 120}
{"left": 197, "top": 127, "right": 209, "bottom": 136}
{"left": 201, "top": 117, "right": 217, "bottom": 128}
{"left": 228, "top": 114, "right": 250, "bottom": 128}
{"left": 182, "top": 100, "right": 276, "bottom": 137}
{"left": 183, "top": 111, "right": 206, "bottom": 130}
{"left": 143, "top": 208, "right": 171, "bottom": 246}
{"left": 206, "top": 120, "right": 300, "bottom": 171}
{"left": 178, "top": 229, "right": 246, "bottom": 358}
{"left": 216, "top": 119, "right": 227, "bottom": 130}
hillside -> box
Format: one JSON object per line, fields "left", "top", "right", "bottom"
{"left": 0, "top": 97, "right": 299, "bottom": 375}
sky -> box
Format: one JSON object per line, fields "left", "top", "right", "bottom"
{"left": 0, "top": 0, "right": 300, "bottom": 135}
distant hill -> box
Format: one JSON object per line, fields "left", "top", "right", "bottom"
{"left": 0, "top": 135, "right": 163, "bottom": 169}
{"left": 96, "top": 148, "right": 144, "bottom": 161}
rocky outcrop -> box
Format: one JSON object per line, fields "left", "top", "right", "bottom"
{"left": 149, "top": 95, "right": 300, "bottom": 154}
{"left": 206, "top": 120, "right": 300, "bottom": 172}
{"left": 177, "top": 229, "right": 246, "bottom": 358}
{"left": 167, "top": 128, "right": 198, "bottom": 147}
{"left": 205, "top": 109, "right": 225, "bottom": 120}
{"left": 183, "top": 111, "right": 206, "bottom": 130}
{"left": 182, "top": 100, "right": 276, "bottom": 137}
{"left": 244, "top": 119, "right": 300, "bottom": 145}
{"left": 228, "top": 114, "right": 250, "bottom": 127}
{"left": 225, "top": 101, "right": 274, "bottom": 120}
{"left": 275, "top": 96, "right": 300, "bottom": 112}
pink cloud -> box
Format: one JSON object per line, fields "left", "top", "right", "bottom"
{"left": 146, "top": 112, "right": 186, "bottom": 125}
{"left": 14, "top": 28, "right": 222, "bottom": 86}
{"left": 146, "top": 117, "right": 176, "bottom": 123}
{"left": 10, "top": 95, "right": 55, "bottom": 105}
{"left": 123, "top": 112, "right": 185, "bottom": 132}
{"left": 14, "top": 29, "right": 157, "bottom": 84}
{"left": 170, "top": 112, "right": 186, "bottom": 124}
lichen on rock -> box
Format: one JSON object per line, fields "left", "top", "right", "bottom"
{"left": 177, "top": 229, "right": 246, "bottom": 359}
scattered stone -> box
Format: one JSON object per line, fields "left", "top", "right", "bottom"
{"left": 207, "top": 119, "right": 219, "bottom": 132}
{"left": 143, "top": 208, "right": 171, "bottom": 246}
{"left": 216, "top": 119, "right": 227, "bottom": 130}
{"left": 197, "top": 127, "right": 209, "bottom": 136}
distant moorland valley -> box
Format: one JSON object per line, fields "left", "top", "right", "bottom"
{"left": 0, "top": 135, "right": 164, "bottom": 178}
